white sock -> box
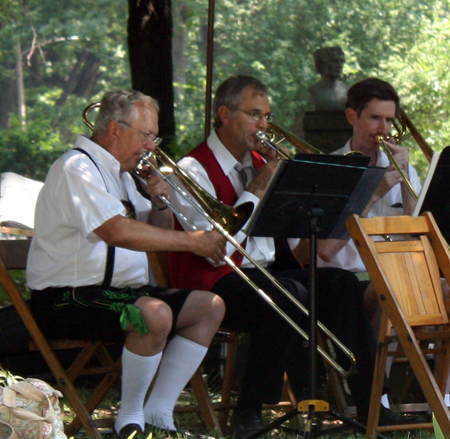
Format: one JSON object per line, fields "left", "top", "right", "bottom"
{"left": 381, "top": 393, "right": 390, "bottom": 409}
{"left": 144, "top": 335, "right": 208, "bottom": 430}
{"left": 114, "top": 346, "right": 162, "bottom": 433}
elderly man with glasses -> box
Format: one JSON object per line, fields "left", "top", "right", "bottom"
{"left": 27, "top": 89, "right": 227, "bottom": 439}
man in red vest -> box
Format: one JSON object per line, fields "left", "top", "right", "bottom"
{"left": 169, "top": 76, "right": 379, "bottom": 436}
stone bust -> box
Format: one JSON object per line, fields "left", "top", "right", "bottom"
{"left": 309, "top": 46, "right": 349, "bottom": 111}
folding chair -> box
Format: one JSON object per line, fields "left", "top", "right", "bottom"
{"left": 0, "top": 233, "right": 121, "bottom": 439}
{"left": 346, "top": 212, "right": 450, "bottom": 438}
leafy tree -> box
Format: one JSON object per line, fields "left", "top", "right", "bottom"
{"left": 1, "top": 0, "right": 450, "bottom": 182}
{"left": 0, "top": 0, "right": 129, "bottom": 179}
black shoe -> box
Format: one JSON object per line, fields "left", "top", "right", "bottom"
{"left": 378, "top": 406, "right": 426, "bottom": 426}
{"left": 230, "top": 409, "right": 264, "bottom": 438}
{"left": 358, "top": 406, "right": 426, "bottom": 427}
{"left": 114, "top": 423, "right": 144, "bottom": 439}
{"left": 145, "top": 423, "right": 215, "bottom": 439}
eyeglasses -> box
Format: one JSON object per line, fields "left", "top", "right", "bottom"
{"left": 235, "top": 109, "right": 275, "bottom": 122}
{"left": 118, "top": 121, "right": 162, "bottom": 146}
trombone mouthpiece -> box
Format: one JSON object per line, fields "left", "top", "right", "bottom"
{"left": 256, "top": 131, "right": 270, "bottom": 142}
{"left": 376, "top": 135, "right": 385, "bottom": 144}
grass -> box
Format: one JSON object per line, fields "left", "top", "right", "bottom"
{"left": 57, "top": 380, "right": 438, "bottom": 439}
{"left": 0, "top": 275, "right": 440, "bottom": 439}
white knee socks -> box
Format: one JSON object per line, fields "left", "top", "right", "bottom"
{"left": 144, "top": 335, "right": 208, "bottom": 431}
{"left": 114, "top": 346, "right": 162, "bottom": 433}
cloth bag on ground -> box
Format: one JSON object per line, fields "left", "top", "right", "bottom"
{"left": 0, "top": 378, "right": 67, "bottom": 439}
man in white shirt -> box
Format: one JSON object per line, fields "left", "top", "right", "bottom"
{"left": 168, "top": 76, "right": 383, "bottom": 436}
{"left": 27, "top": 90, "right": 227, "bottom": 439}
{"left": 317, "top": 78, "right": 421, "bottom": 323}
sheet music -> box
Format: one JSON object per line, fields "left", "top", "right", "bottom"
{"left": 0, "top": 172, "right": 43, "bottom": 230}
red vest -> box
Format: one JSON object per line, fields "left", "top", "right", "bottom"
{"left": 168, "top": 141, "right": 265, "bottom": 290}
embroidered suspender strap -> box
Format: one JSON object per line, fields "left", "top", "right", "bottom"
{"left": 72, "top": 147, "right": 115, "bottom": 288}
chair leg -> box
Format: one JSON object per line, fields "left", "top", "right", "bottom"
{"left": 190, "top": 368, "right": 223, "bottom": 435}
{"left": 218, "top": 331, "right": 239, "bottom": 427}
{"left": 366, "top": 320, "right": 390, "bottom": 439}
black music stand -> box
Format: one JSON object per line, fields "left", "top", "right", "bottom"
{"left": 245, "top": 154, "right": 387, "bottom": 439}
{"left": 412, "top": 146, "right": 450, "bottom": 242}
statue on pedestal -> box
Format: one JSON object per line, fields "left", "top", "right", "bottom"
{"left": 309, "top": 46, "right": 348, "bottom": 112}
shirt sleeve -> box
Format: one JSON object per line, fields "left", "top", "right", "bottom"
{"left": 50, "top": 155, "right": 126, "bottom": 240}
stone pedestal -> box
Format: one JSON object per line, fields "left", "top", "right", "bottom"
{"left": 294, "top": 111, "right": 353, "bottom": 154}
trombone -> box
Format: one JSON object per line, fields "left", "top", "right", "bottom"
{"left": 376, "top": 107, "right": 433, "bottom": 201}
{"left": 82, "top": 102, "right": 357, "bottom": 377}
{"left": 256, "top": 121, "right": 323, "bottom": 158}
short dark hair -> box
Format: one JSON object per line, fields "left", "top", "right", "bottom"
{"left": 346, "top": 78, "right": 400, "bottom": 117}
{"left": 212, "top": 75, "right": 269, "bottom": 129}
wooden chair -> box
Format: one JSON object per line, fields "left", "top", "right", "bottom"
{"left": 346, "top": 212, "right": 450, "bottom": 438}
{"left": 0, "top": 234, "right": 121, "bottom": 439}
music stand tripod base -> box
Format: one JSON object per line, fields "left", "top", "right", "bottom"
{"left": 298, "top": 399, "right": 329, "bottom": 413}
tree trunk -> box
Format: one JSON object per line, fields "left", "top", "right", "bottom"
{"left": 127, "top": 0, "right": 175, "bottom": 149}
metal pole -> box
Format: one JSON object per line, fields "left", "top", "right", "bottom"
{"left": 204, "top": 0, "right": 216, "bottom": 140}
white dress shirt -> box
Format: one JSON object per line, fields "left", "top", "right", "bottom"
{"left": 27, "top": 135, "right": 153, "bottom": 290}
{"left": 317, "top": 139, "right": 422, "bottom": 272}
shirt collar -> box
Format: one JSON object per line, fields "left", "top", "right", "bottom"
{"left": 207, "top": 130, "right": 254, "bottom": 175}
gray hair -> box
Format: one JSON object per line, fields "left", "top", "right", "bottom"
{"left": 92, "top": 89, "right": 159, "bottom": 136}
{"left": 212, "top": 76, "right": 269, "bottom": 129}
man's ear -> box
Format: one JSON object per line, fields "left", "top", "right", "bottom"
{"left": 218, "top": 105, "right": 232, "bottom": 126}
{"left": 346, "top": 107, "right": 357, "bottom": 126}
{"left": 108, "top": 120, "right": 120, "bottom": 139}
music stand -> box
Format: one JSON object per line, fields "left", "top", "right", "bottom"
{"left": 245, "top": 154, "right": 387, "bottom": 439}
{"left": 412, "top": 146, "right": 450, "bottom": 243}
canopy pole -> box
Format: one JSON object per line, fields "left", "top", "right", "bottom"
{"left": 204, "top": 0, "right": 216, "bottom": 140}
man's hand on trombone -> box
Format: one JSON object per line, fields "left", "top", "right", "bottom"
{"left": 188, "top": 230, "right": 227, "bottom": 264}
{"left": 364, "top": 138, "right": 413, "bottom": 216}
{"left": 138, "top": 159, "right": 171, "bottom": 211}
{"left": 246, "top": 159, "right": 279, "bottom": 199}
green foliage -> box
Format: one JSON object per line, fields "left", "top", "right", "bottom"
{"left": 0, "top": 0, "right": 129, "bottom": 178}
{"left": 1, "top": 0, "right": 450, "bottom": 179}
{"left": 0, "top": 365, "right": 23, "bottom": 386}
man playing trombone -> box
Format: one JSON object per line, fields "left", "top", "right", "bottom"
{"left": 317, "top": 78, "right": 422, "bottom": 329}
{"left": 26, "top": 90, "right": 227, "bottom": 439}
{"left": 168, "top": 75, "right": 382, "bottom": 436}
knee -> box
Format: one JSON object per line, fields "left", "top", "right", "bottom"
{"left": 211, "top": 293, "right": 226, "bottom": 323}
{"left": 195, "top": 290, "right": 226, "bottom": 325}
{"left": 137, "top": 298, "right": 173, "bottom": 338}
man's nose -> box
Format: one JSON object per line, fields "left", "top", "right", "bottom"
{"left": 378, "top": 120, "right": 391, "bottom": 136}
{"left": 256, "top": 116, "right": 268, "bottom": 131}
{"left": 144, "top": 141, "right": 156, "bottom": 153}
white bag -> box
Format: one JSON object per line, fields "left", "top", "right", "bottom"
{"left": 0, "top": 378, "right": 67, "bottom": 439}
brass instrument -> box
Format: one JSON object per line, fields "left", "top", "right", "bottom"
{"left": 258, "top": 121, "right": 362, "bottom": 158}
{"left": 376, "top": 135, "right": 418, "bottom": 200}
{"left": 82, "top": 102, "right": 357, "bottom": 377}
{"left": 375, "top": 108, "right": 434, "bottom": 201}
{"left": 259, "top": 121, "right": 323, "bottom": 156}
{"left": 392, "top": 108, "right": 433, "bottom": 162}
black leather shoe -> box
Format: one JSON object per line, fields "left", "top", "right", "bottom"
{"left": 114, "top": 423, "right": 144, "bottom": 439}
{"left": 145, "top": 423, "right": 215, "bottom": 439}
{"left": 378, "top": 406, "right": 426, "bottom": 426}
{"left": 358, "top": 406, "right": 427, "bottom": 426}
{"left": 230, "top": 409, "right": 264, "bottom": 438}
